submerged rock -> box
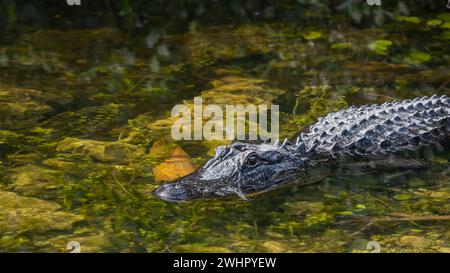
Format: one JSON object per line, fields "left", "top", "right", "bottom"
{"left": 399, "top": 236, "right": 430, "bottom": 248}
{"left": 6, "top": 153, "right": 44, "bottom": 166}
{"left": 172, "top": 244, "right": 231, "bottom": 253}
{"left": 11, "top": 165, "right": 62, "bottom": 198}
{"left": 262, "top": 241, "right": 288, "bottom": 253}
{"left": 0, "top": 191, "right": 84, "bottom": 234}
{"left": 0, "top": 84, "right": 52, "bottom": 130}
{"left": 42, "top": 158, "right": 79, "bottom": 170}
{"left": 57, "top": 137, "right": 145, "bottom": 164}
{"left": 195, "top": 76, "right": 284, "bottom": 105}
{"left": 437, "top": 247, "right": 450, "bottom": 253}
{"left": 43, "top": 232, "right": 108, "bottom": 253}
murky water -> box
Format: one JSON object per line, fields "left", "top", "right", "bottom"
{"left": 0, "top": 1, "right": 449, "bottom": 252}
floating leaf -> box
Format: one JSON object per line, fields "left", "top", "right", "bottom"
{"left": 396, "top": 16, "right": 421, "bottom": 24}
{"left": 405, "top": 51, "right": 431, "bottom": 64}
{"left": 304, "top": 212, "right": 332, "bottom": 226}
{"left": 427, "top": 19, "right": 442, "bottom": 26}
{"left": 355, "top": 204, "right": 367, "bottom": 210}
{"left": 368, "top": 39, "right": 393, "bottom": 55}
{"left": 331, "top": 42, "right": 351, "bottom": 49}
{"left": 303, "top": 31, "right": 322, "bottom": 40}
{"left": 393, "top": 194, "right": 412, "bottom": 201}
{"left": 337, "top": 211, "right": 353, "bottom": 215}
{"left": 440, "top": 22, "right": 450, "bottom": 29}
{"left": 323, "top": 194, "right": 340, "bottom": 199}
{"left": 411, "top": 51, "right": 431, "bottom": 61}
{"left": 30, "top": 127, "right": 53, "bottom": 135}
{"left": 411, "top": 229, "right": 423, "bottom": 233}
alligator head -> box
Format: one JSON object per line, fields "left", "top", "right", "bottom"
{"left": 153, "top": 139, "right": 316, "bottom": 202}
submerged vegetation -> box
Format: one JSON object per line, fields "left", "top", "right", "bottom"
{"left": 0, "top": 0, "right": 449, "bottom": 252}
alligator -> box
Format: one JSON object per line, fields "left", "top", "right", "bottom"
{"left": 153, "top": 94, "right": 450, "bottom": 202}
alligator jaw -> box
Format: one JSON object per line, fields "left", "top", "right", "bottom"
{"left": 153, "top": 173, "right": 205, "bottom": 202}
{"left": 152, "top": 181, "right": 190, "bottom": 202}
{"left": 152, "top": 172, "right": 227, "bottom": 202}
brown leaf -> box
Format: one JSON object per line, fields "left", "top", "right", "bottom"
{"left": 153, "top": 145, "right": 197, "bottom": 182}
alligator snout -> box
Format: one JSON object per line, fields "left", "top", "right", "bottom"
{"left": 153, "top": 172, "right": 212, "bottom": 202}
{"left": 153, "top": 181, "right": 192, "bottom": 202}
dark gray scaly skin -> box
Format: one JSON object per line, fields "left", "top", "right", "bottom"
{"left": 153, "top": 94, "right": 450, "bottom": 202}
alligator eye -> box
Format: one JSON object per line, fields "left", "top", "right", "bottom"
{"left": 245, "top": 154, "right": 259, "bottom": 167}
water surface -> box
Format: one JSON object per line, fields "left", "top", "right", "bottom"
{"left": 0, "top": 1, "right": 449, "bottom": 252}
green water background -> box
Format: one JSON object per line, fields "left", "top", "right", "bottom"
{"left": 0, "top": 0, "right": 449, "bottom": 252}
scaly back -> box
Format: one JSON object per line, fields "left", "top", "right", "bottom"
{"left": 299, "top": 95, "right": 450, "bottom": 158}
